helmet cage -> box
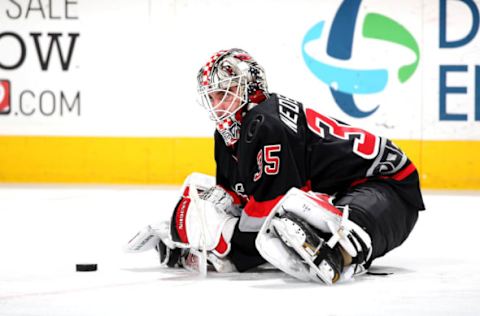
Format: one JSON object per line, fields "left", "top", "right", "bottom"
{"left": 198, "top": 75, "right": 249, "bottom": 122}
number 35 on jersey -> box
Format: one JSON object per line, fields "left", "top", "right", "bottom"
{"left": 254, "top": 144, "right": 281, "bottom": 182}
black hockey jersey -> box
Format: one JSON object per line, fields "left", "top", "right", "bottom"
{"left": 215, "top": 93, "right": 425, "bottom": 232}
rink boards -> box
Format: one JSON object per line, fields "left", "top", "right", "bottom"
{"left": 0, "top": 136, "right": 479, "bottom": 189}
{"left": 1, "top": 0, "right": 480, "bottom": 189}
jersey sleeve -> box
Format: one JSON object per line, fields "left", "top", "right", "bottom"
{"left": 214, "top": 132, "right": 230, "bottom": 188}
{"left": 214, "top": 132, "right": 246, "bottom": 206}
{"left": 305, "top": 108, "right": 412, "bottom": 189}
{"left": 304, "top": 108, "right": 424, "bottom": 210}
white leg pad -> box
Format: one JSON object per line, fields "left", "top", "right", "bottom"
{"left": 255, "top": 201, "right": 313, "bottom": 282}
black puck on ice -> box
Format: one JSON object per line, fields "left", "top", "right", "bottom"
{"left": 76, "top": 263, "right": 97, "bottom": 272}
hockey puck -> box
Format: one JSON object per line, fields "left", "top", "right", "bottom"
{"left": 76, "top": 264, "right": 97, "bottom": 272}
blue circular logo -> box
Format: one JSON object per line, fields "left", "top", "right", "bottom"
{"left": 302, "top": 0, "right": 420, "bottom": 118}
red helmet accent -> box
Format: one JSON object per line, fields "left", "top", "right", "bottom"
{"left": 249, "top": 90, "right": 267, "bottom": 104}
{"left": 197, "top": 48, "right": 269, "bottom": 146}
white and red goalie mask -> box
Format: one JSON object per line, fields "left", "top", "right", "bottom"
{"left": 197, "top": 48, "right": 269, "bottom": 146}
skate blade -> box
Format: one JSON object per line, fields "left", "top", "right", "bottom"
{"left": 271, "top": 218, "right": 335, "bottom": 285}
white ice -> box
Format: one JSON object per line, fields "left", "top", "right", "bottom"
{"left": 0, "top": 185, "right": 479, "bottom": 316}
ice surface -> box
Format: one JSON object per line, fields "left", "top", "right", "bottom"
{"left": 0, "top": 185, "right": 479, "bottom": 316}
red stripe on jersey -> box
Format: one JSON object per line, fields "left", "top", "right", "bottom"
{"left": 244, "top": 195, "right": 283, "bottom": 218}
{"left": 350, "top": 163, "right": 417, "bottom": 187}
{"left": 392, "top": 163, "right": 416, "bottom": 181}
{"left": 244, "top": 182, "right": 313, "bottom": 218}
{"left": 350, "top": 178, "right": 368, "bottom": 187}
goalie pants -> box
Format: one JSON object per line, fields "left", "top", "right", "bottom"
{"left": 334, "top": 180, "right": 419, "bottom": 267}
{"left": 229, "top": 180, "right": 420, "bottom": 272}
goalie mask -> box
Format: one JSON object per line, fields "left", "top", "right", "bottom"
{"left": 197, "top": 49, "right": 269, "bottom": 146}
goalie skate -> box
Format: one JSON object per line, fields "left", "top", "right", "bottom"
{"left": 271, "top": 212, "right": 344, "bottom": 285}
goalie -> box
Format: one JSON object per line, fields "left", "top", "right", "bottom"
{"left": 125, "top": 49, "right": 425, "bottom": 284}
